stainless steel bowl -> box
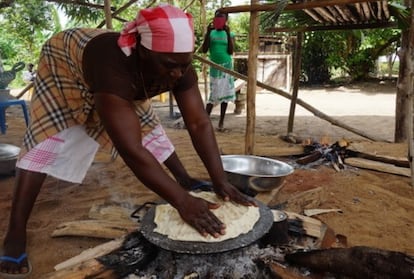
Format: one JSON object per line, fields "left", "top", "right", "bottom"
{"left": 221, "top": 155, "right": 294, "bottom": 196}
{"left": 0, "top": 143, "right": 20, "bottom": 175}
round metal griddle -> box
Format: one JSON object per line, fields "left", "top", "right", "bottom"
{"left": 140, "top": 201, "right": 273, "bottom": 254}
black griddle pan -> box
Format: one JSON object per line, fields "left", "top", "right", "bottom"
{"left": 140, "top": 201, "right": 273, "bottom": 254}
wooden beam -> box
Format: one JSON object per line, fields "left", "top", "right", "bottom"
{"left": 266, "top": 21, "right": 398, "bottom": 33}
{"left": 46, "top": 0, "right": 114, "bottom": 11}
{"left": 218, "top": 0, "right": 384, "bottom": 14}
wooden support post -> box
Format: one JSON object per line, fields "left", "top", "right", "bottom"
{"left": 245, "top": 0, "right": 260, "bottom": 155}
{"left": 408, "top": 0, "right": 414, "bottom": 186}
{"left": 287, "top": 32, "right": 303, "bottom": 134}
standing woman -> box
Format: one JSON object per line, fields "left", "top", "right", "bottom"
{"left": 202, "top": 11, "right": 236, "bottom": 132}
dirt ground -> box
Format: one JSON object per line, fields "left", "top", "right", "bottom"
{"left": 1, "top": 80, "right": 414, "bottom": 278}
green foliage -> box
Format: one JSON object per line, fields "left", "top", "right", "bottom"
{"left": 301, "top": 32, "right": 331, "bottom": 83}
{"left": 0, "top": 0, "right": 62, "bottom": 86}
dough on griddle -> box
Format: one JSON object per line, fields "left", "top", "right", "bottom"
{"left": 153, "top": 191, "right": 260, "bottom": 242}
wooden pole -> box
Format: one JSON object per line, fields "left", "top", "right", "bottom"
{"left": 15, "top": 82, "right": 33, "bottom": 99}
{"left": 266, "top": 21, "right": 397, "bottom": 33}
{"left": 407, "top": 0, "right": 414, "bottom": 186}
{"left": 287, "top": 32, "right": 303, "bottom": 134}
{"left": 201, "top": 0, "right": 208, "bottom": 103}
{"left": 103, "top": 0, "right": 113, "bottom": 29}
{"left": 245, "top": 0, "right": 260, "bottom": 155}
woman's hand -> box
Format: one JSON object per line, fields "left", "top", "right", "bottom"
{"left": 177, "top": 194, "right": 226, "bottom": 237}
{"left": 214, "top": 181, "right": 257, "bottom": 207}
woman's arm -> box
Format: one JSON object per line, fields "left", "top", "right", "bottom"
{"left": 93, "top": 92, "right": 226, "bottom": 237}
{"left": 225, "top": 25, "right": 234, "bottom": 55}
{"left": 174, "top": 83, "right": 255, "bottom": 206}
{"left": 201, "top": 23, "right": 214, "bottom": 53}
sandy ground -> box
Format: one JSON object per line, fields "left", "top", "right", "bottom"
{"left": 0, "top": 80, "right": 413, "bottom": 278}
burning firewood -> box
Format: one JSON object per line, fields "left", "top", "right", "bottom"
{"left": 285, "top": 246, "right": 414, "bottom": 279}
{"left": 296, "top": 139, "right": 348, "bottom": 171}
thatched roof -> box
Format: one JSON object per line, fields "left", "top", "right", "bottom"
{"left": 220, "top": 0, "right": 400, "bottom": 32}
{"left": 298, "top": 0, "right": 390, "bottom": 24}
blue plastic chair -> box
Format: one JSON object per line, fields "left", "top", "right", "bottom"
{"left": 0, "top": 99, "right": 30, "bottom": 134}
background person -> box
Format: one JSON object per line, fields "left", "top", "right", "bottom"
{"left": 0, "top": 4, "right": 254, "bottom": 278}
{"left": 22, "top": 63, "right": 36, "bottom": 83}
{"left": 202, "top": 11, "right": 236, "bottom": 132}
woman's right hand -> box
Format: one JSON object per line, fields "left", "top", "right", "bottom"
{"left": 176, "top": 194, "right": 226, "bottom": 237}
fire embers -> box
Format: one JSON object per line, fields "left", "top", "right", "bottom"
{"left": 296, "top": 138, "right": 350, "bottom": 171}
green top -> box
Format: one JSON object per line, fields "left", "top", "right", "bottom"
{"left": 208, "top": 30, "right": 234, "bottom": 65}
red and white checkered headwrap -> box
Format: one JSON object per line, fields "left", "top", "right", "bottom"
{"left": 118, "top": 4, "right": 194, "bottom": 56}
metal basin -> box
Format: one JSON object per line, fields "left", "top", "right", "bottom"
{"left": 0, "top": 143, "right": 20, "bottom": 175}
{"left": 221, "top": 155, "right": 294, "bottom": 196}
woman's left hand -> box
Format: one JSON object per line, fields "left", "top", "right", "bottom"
{"left": 213, "top": 181, "right": 257, "bottom": 206}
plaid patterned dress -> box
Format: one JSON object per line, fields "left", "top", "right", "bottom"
{"left": 22, "top": 28, "right": 160, "bottom": 157}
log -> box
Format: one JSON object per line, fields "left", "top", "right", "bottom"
{"left": 47, "top": 231, "right": 158, "bottom": 279}
{"left": 296, "top": 150, "right": 322, "bottom": 165}
{"left": 51, "top": 220, "right": 137, "bottom": 239}
{"left": 285, "top": 246, "right": 414, "bottom": 279}
{"left": 45, "top": 258, "right": 117, "bottom": 279}
{"left": 346, "top": 149, "right": 410, "bottom": 168}
{"left": 282, "top": 186, "right": 327, "bottom": 214}
{"left": 268, "top": 262, "right": 307, "bottom": 279}
{"left": 285, "top": 211, "right": 326, "bottom": 240}
{"left": 55, "top": 237, "right": 125, "bottom": 271}
{"left": 344, "top": 157, "right": 411, "bottom": 177}
{"left": 88, "top": 203, "right": 135, "bottom": 222}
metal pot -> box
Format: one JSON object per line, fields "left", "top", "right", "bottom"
{"left": 221, "top": 155, "right": 294, "bottom": 196}
{"left": 0, "top": 143, "right": 20, "bottom": 175}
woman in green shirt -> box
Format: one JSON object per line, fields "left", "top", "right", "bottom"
{"left": 202, "top": 11, "right": 235, "bottom": 132}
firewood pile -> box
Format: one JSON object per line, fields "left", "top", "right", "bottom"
{"left": 294, "top": 138, "right": 411, "bottom": 177}
{"left": 295, "top": 139, "right": 349, "bottom": 171}
{"left": 44, "top": 203, "right": 414, "bottom": 279}
{"left": 45, "top": 206, "right": 337, "bottom": 278}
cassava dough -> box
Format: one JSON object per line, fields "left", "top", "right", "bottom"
{"left": 153, "top": 191, "right": 260, "bottom": 242}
